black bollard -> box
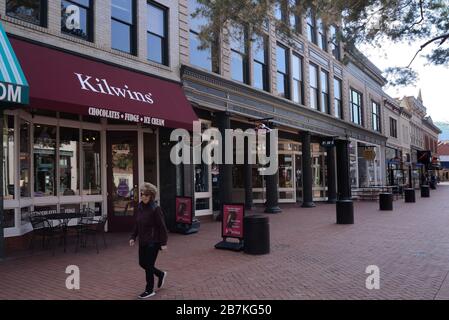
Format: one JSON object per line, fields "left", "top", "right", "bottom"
{"left": 379, "top": 193, "right": 393, "bottom": 211}
{"left": 404, "top": 188, "right": 416, "bottom": 203}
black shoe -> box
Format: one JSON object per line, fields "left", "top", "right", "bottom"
{"left": 138, "top": 291, "right": 155, "bottom": 299}
{"left": 158, "top": 271, "right": 167, "bottom": 289}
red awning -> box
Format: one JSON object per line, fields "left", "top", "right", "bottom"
{"left": 10, "top": 38, "right": 197, "bottom": 130}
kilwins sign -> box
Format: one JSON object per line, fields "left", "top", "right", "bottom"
{"left": 75, "top": 73, "right": 164, "bottom": 126}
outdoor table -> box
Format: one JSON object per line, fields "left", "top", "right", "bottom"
{"left": 43, "top": 212, "right": 89, "bottom": 253}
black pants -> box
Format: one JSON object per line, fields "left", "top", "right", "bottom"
{"left": 139, "top": 243, "right": 163, "bottom": 292}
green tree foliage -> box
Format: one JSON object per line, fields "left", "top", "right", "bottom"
{"left": 191, "top": 0, "right": 449, "bottom": 86}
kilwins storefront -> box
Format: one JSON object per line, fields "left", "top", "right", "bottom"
{"left": 3, "top": 37, "right": 197, "bottom": 245}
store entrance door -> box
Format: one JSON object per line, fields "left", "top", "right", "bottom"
{"left": 107, "top": 131, "right": 138, "bottom": 232}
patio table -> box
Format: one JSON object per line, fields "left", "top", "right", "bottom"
{"left": 43, "top": 212, "right": 89, "bottom": 253}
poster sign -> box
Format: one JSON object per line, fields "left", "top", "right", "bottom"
{"left": 222, "top": 204, "right": 245, "bottom": 239}
{"left": 363, "top": 147, "right": 376, "bottom": 161}
{"left": 175, "top": 197, "right": 193, "bottom": 224}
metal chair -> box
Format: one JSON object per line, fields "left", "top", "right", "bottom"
{"left": 76, "top": 215, "right": 108, "bottom": 254}
{"left": 29, "top": 214, "right": 64, "bottom": 255}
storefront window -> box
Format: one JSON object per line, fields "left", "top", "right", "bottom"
{"left": 33, "top": 205, "right": 57, "bottom": 215}
{"left": 279, "top": 154, "right": 294, "bottom": 188}
{"left": 3, "top": 116, "right": 15, "bottom": 200}
{"left": 60, "top": 203, "right": 80, "bottom": 214}
{"left": 21, "top": 207, "right": 31, "bottom": 225}
{"left": 60, "top": 127, "right": 80, "bottom": 195}
{"left": 232, "top": 165, "right": 244, "bottom": 188}
{"left": 358, "top": 146, "right": 368, "bottom": 187}
{"left": 82, "top": 130, "right": 101, "bottom": 195}
{"left": 82, "top": 202, "right": 102, "bottom": 216}
{"left": 194, "top": 163, "right": 209, "bottom": 192}
{"left": 4, "top": 209, "right": 15, "bottom": 228}
{"left": 34, "top": 124, "right": 57, "bottom": 197}
{"left": 20, "top": 119, "right": 31, "bottom": 197}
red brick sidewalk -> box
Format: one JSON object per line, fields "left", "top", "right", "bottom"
{"left": 2, "top": 184, "right": 449, "bottom": 300}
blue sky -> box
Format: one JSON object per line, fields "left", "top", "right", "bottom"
{"left": 360, "top": 40, "right": 449, "bottom": 123}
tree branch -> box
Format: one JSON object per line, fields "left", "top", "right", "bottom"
{"left": 407, "top": 33, "right": 449, "bottom": 67}
{"left": 408, "top": 0, "right": 424, "bottom": 30}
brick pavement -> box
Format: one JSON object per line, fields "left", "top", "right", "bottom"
{"left": 2, "top": 184, "right": 449, "bottom": 300}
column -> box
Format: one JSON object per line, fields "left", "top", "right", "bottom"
{"left": 326, "top": 145, "right": 337, "bottom": 203}
{"left": 301, "top": 132, "right": 315, "bottom": 208}
{"left": 216, "top": 112, "right": 233, "bottom": 216}
{"left": 244, "top": 137, "right": 253, "bottom": 210}
{"left": 264, "top": 129, "right": 281, "bottom": 213}
{"left": 336, "top": 139, "right": 354, "bottom": 224}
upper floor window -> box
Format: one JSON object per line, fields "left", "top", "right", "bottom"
{"left": 350, "top": 88, "right": 363, "bottom": 125}
{"left": 329, "top": 25, "right": 341, "bottom": 60}
{"left": 111, "top": 0, "right": 136, "bottom": 55}
{"left": 276, "top": 44, "right": 289, "bottom": 99}
{"left": 147, "top": 2, "right": 168, "bottom": 65}
{"left": 372, "top": 101, "right": 381, "bottom": 132}
{"left": 306, "top": 10, "right": 317, "bottom": 45}
{"left": 273, "top": 1, "right": 284, "bottom": 21}
{"left": 320, "top": 69, "right": 329, "bottom": 114}
{"left": 289, "top": 0, "right": 300, "bottom": 32}
{"left": 390, "top": 117, "right": 397, "bottom": 138}
{"left": 252, "top": 34, "right": 268, "bottom": 91}
{"left": 230, "top": 24, "right": 249, "bottom": 84}
{"left": 309, "top": 63, "right": 319, "bottom": 110}
{"left": 292, "top": 53, "right": 303, "bottom": 105}
{"left": 6, "top": 0, "right": 47, "bottom": 27}
{"left": 317, "top": 18, "right": 327, "bottom": 51}
{"left": 189, "top": 0, "right": 219, "bottom": 73}
{"left": 61, "top": 0, "right": 93, "bottom": 41}
{"left": 333, "top": 77, "right": 342, "bottom": 119}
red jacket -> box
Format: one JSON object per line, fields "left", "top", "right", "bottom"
{"left": 130, "top": 201, "right": 168, "bottom": 246}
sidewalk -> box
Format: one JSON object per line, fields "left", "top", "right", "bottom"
{"left": 2, "top": 184, "right": 449, "bottom": 300}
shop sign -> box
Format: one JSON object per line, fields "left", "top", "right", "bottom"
{"left": 321, "top": 139, "right": 334, "bottom": 147}
{"left": 175, "top": 197, "right": 193, "bottom": 224}
{"left": 87, "top": 107, "right": 165, "bottom": 126}
{"left": 363, "top": 147, "right": 376, "bottom": 161}
{"left": 222, "top": 204, "right": 245, "bottom": 239}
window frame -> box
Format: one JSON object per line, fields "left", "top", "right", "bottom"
{"left": 276, "top": 43, "right": 290, "bottom": 99}
{"left": 350, "top": 88, "right": 363, "bottom": 126}
{"left": 111, "top": 0, "right": 137, "bottom": 55}
{"left": 309, "top": 63, "right": 319, "bottom": 110}
{"left": 329, "top": 25, "right": 341, "bottom": 60}
{"left": 371, "top": 101, "right": 381, "bottom": 132}
{"left": 188, "top": 0, "right": 220, "bottom": 73}
{"left": 333, "top": 77, "right": 342, "bottom": 119}
{"left": 306, "top": 9, "right": 317, "bottom": 45}
{"left": 147, "top": 1, "right": 169, "bottom": 66}
{"left": 390, "top": 117, "right": 398, "bottom": 138}
{"left": 6, "top": 0, "right": 48, "bottom": 27}
{"left": 252, "top": 33, "right": 269, "bottom": 92}
{"left": 317, "top": 17, "right": 327, "bottom": 51}
{"left": 61, "top": 0, "right": 93, "bottom": 42}
{"left": 229, "top": 24, "right": 249, "bottom": 84}
{"left": 292, "top": 52, "right": 304, "bottom": 105}
{"left": 319, "top": 69, "right": 329, "bottom": 114}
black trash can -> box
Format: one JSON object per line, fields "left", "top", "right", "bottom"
{"left": 379, "top": 193, "right": 393, "bottom": 211}
{"left": 404, "top": 188, "right": 416, "bottom": 203}
{"left": 243, "top": 215, "right": 270, "bottom": 255}
{"left": 421, "top": 185, "right": 430, "bottom": 198}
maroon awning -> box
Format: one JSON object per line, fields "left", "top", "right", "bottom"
{"left": 10, "top": 38, "right": 197, "bottom": 130}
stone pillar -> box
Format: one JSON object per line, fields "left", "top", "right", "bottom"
{"left": 264, "top": 129, "right": 281, "bottom": 213}
{"left": 216, "top": 112, "right": 233, "bottom": 215}
{"left": 326, "top": 145, "right": 337, "bottom": 204}
{"left": 336, "top": 139, "right": 354, "bottom": 224}
{"left": 301, "top": 132, "right": 315, "bottom": 208}
{"left": 244, "top": 137, "right": 253, "bottom": 210}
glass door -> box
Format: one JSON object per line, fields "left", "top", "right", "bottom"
{"left": 279, "top": 152, "right": 296, "bottom": 202}
{"left": 107, "top": 131, "right": 138, "bottom": 232}
{"left": 195, "top": 120, "right": 212, "bottom": 216}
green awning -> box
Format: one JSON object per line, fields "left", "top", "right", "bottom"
{"left": 0, "top": 21, "right": 28, "bottom": 105}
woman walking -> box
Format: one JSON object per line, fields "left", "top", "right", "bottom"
{"left": 129, "top": 182, "right": 168, "bottom": 299}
